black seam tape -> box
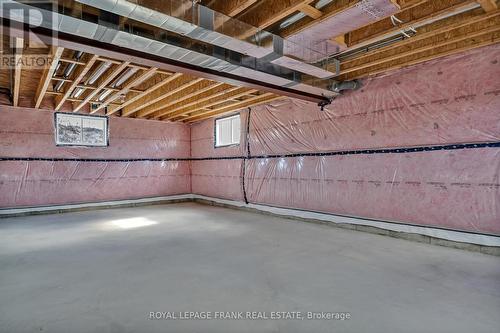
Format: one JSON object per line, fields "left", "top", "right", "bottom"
{"left": 1, "top": 142, "right": 499, "bottom": 162}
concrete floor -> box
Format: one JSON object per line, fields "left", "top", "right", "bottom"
{"left": 0, "top": 203, "right": 499, "bottom": 333}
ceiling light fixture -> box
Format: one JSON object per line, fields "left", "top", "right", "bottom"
{"left": 113, "top": 67, "right": 138, "bottom": 87}
{"left": 87, "top": 61, "right": 112, "bottom": 85}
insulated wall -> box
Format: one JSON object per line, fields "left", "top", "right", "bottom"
{"left": 191, "top": 44, "right": 500, "bottom": 235}
{"left": 191, "top": 112, "right": 248, "bottom": 201}
{"left": 0, "top": 106, "right": 191, "bottom": 207}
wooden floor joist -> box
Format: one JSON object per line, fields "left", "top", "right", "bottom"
{"left": 161, "top": 87, "right": 257, "bottom": 120}
{"left": 298, "top": 4, "right": 323, "bottom": 19}
{"left": 345, "top": 0, "right": 479, "bottom": 49}
{"left": 35, "top": 46, "right": 64, "bottom": 108}
{"left": 12, "top": 38, "right": 23, "bottom": 107}
{"left": 343, "top": 30, "right": 500, "bottom": 80}
{"left": 54, "top": 54, "right": 99, "bottom": 111}
{"left": 338, "top": 15, "right": 500, "bottom": 76}
{"left": 73, "top": 62, "right": 130, "bottom": 113}
{"left": 124, "top": 77, "right": 205, "bottom": 118}
{"left": 477, "top": 0, "right": 498, "bottom": 12}
{"left": 236, "top": 0, "right": 315, "bottom": 30}
{"left": 120, "top": 73, "right": 193, "bottom": 117}
{"left": 203, "top": 0, "right": 258, "bottom": 17}
{"left": 135, "top": 80, "right": 221, "bottom": 118}
{"left": 91, "top": 67, "right": 158, "bottom": 114}
{"left": 279, "top": 0, "right": 361, "bottom": 37}
{"left": 182, "top": 93, "right": 282, "bottom": 123}
{"left": 151, "top": 85, "right": 240, "bottom": 120}
{"left": 337, "top": 7, "right": 498, "bottom": 70}
{"left": 3, "top": 0, "right": 499, "bottom": 122}
{"left": 106, "top": 72, "right": 180, "bottom": 116}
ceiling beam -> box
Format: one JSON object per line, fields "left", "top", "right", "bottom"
{"left": 477, "top": 0, "right": 498, "bottom": 11}
{"left": 91, "top": 67, "right": 158, "bottom": 113}
{"left": 35, "top": 46, "right": 64, "bottom": 108}
{"left": 135, "top": 80, "right": 222, "bottom": 118}
{"left": 183, "top": 93, "right": 282, "bottom": 123}
{"left": 73, "top": 61, "right": 130, "bottom": 113}
{"left": 236, "top": 0, "right": 315, "bottom": 30}
{"left": 205, "top": 0, "right": 258, "bottom": 16}
{"left": 161, "top": 87, "right": 255, "bottom": 120}
{"left": 2, "top": 19, "right": 325, "bottom": 103}
{"left": 11, "top": 37, "right": 23, "bottom": 107}
{"left": 106, "top": 72, "right": 180, "bottom": 116}
{"left": 54, "top": 53, "right": 99, "bottom": 111}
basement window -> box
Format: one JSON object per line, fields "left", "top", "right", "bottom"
{"left": 215, "top": 114, "right": 240, "bottom": 147}
{"left": 55, "top": 112, "right": 109, "bottom": 147}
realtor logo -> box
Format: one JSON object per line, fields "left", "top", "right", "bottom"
{"left": 0, "top": 0, "right": 59, "bottom": 69}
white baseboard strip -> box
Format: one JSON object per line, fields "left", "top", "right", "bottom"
{"left": 1, "top": 194, "right": 499, "bottom": 247}
{"left": 0, "top": 194, "right": 193, "bottom": 216}
{"left": 191, "top": 195, "right": 500, "bottom": 247}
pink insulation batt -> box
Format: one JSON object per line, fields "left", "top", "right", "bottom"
{"left": 191, "top": 44, "right": 500, "bottom": 235}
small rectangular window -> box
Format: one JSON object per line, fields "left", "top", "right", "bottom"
{"left": 215, "top": 114, "right": 240, "bottom": 147}
{"left": 55, "top": 112, "right": 108, "bottom": 147}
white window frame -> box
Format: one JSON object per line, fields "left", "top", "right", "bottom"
{"left": 214, "top": 113, "right": 241, "bottom": 148}
{"left": 54, "top": 112, "right": 109, "bottom": 147}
